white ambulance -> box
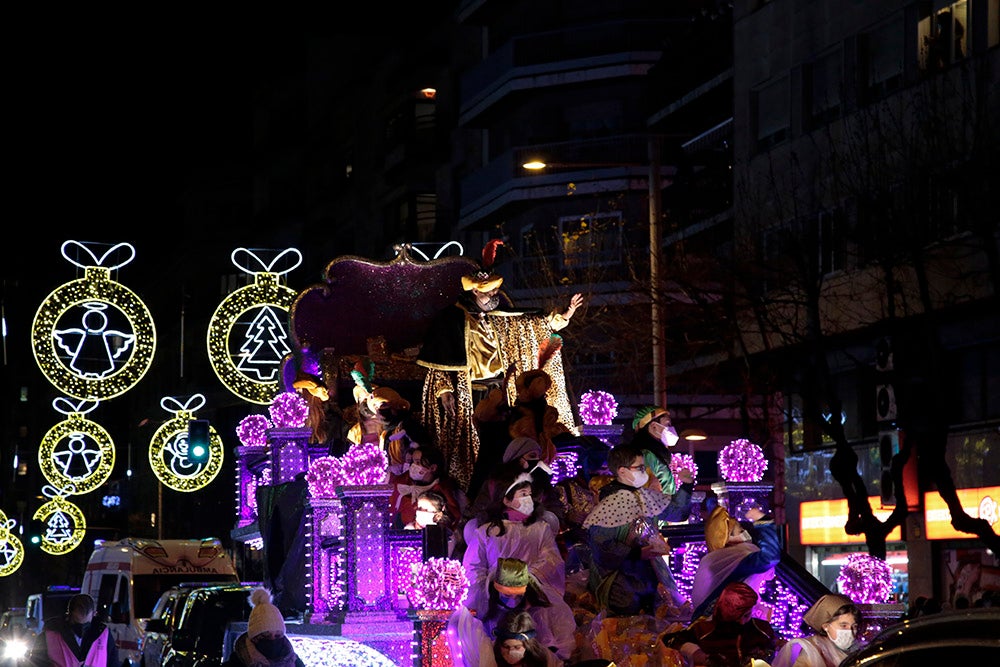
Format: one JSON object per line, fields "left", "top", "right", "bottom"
{"left": 80, "top": 537, "right": 239, "bottom": 667}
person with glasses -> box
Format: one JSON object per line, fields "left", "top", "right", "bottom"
{"left": 581, "top": 443, "right": 695, "bottom": 617}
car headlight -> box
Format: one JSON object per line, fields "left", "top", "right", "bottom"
{"left": 2, "top": 638, "right": 29, "bottom": 661}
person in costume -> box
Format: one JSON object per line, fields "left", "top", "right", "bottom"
{"left": 771, "top": 594, "right": 862, "bottom": 667}
{"left": 582, "top": 443, "right": 694, "bottom": 616}
{"left": 629, "top": 406, "right": 685, "bottom": 497}
{"left": 30, "top": 593, "right": 118, "bottom": 667}
{"left": 388, "top": 443, "right": 465, "bottom": 530}
{"left": 463, "top": 473, "right": 567, "bottom": 621}
{"left": 416, "top": 239, "right": 583, "bottom": 491}
{"left": 660, "top": 581, "right": 778, "bottom": 667}
{"left": 689, "top": 505, "right": 781, "bottom": 621}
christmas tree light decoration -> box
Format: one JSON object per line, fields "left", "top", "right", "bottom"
{"left": 718, "top": 438, "right": 768, "bottom": 482}
{"left": 407, "top": 557, "right": 469, "bottom": 611}
{"left": 148, "top": 394, "right": 224, "bottom": 492}
{"left": 207, "top": 247, "right": 302, "bottom": 405}
{"left": 37, "top": 398, "right": 115, "bottom": 494}
{"left": 0, "top": 516, "right": 25, "bottom": 576}
{"left": 670, "top": 452, "right": 699, "bottom": 485}
{"left": 578, "top": 390, "right": 618, "bottom": 426}
{"left": 237, "top": 414, "right": 273, "bottom": 446}
{"left": 269, "top": 391, "right": 309, "bottom": 428}
{"left": 34, "top": 484, "right": 86, "bottom": 555}
{"left": 837, "top": 553, "right": 894, "bottom": 604}
{"left": 31, "top": 241, "right": 156, "bottom": 400}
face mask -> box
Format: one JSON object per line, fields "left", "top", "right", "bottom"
{"left": 409, "top": 464, "right": 432, "bottom": 482}
{"left": 503, "top": 648, "right": 526, "bottom": 663}
{"left": 415, "top": 510, "right": 437, "bottom": 526}
{"left": 253, "top": 637, "right": 285, "bottom": 659}
{"left": 512, "top": 497, "right": 534, "bottom": 516}
{"left": 627, "top": 469, "right": 649, "bottom": 488}
{"left": 829, "top": 628, "right": 854, "bottom": 650}
{"left": 648, "top": 421, "right": 680, "bottom": 447}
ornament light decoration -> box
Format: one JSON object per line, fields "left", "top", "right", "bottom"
{"left": 207, "top": 247, "right": 302, "bottom": 405}
{"left": 718, "top": 438, "right": 768, "bottom": 482}
{"left": 340, "top": 442, "right": 389, "bottom": 486}
{"left": 837, "top": 553, "right": 894, "bottom": 604}
{"left": 407, "top": 557, "right": 469, "bottom": 611}
{"left": 31, "top": 241, "right": 156, "bottom": 400}
{"left": 148, "top": 394, "right": 224, "bottom": 492}
{"left": 37, "top": 398, "right": 115, "bottom": 494}
{"left": 33, "top": 484, "right": 86, "bottom": 555}
{"left": 269, "top": 391, "right": 309, "bottom": 428}
{"left": 578, "top": 390, "right": 618, "bottom": 426}
{"left": 669, "top": 452, "right": 699, "bottom": 485}
{"left": 237, "top": 414, "right": 272, "bottom": 446}
{"left": 0, "top": 515, "right": 25, "bottom": 576}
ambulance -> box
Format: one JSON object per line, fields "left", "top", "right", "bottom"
{"left": 81, "top": 537, "right": 239, "bottom": 667}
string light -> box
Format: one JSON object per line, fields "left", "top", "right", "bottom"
{"left": 38, "top": 399, "right": 115, "bottom": 495}
{"left": 237, "top": 414, "right": 272, "bottom": 446}
{"left": 669, "top": 452, "right": 699, "bottom": 485}
{"left": 578, "top": 390, "right": 618, "bottom": 425}
{"left": 837, "top": 553, "right": 894, "bottom": 603}
{"left": 269, "top": 392, "right": 309, "bottom": 428}
{"left": 718, "top": 438, "right": 768, "bottom": 482}
{"left": 407, "top": 558, "right": 469, "bottom": 611}
{"left": 0, "top": 515, "right": 25, "bottom": 576}
{"left": 148, "top": 395, "right": 224, "bottom": 492}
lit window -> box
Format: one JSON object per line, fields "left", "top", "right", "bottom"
{"left": 919, "top": 1, "right": 969, "bottom": 72}
{"left": 558, "top": 212, "right": 623, "bottom": 269}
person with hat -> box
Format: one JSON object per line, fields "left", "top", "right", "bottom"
{"left": 689, "top": 505, "right": 781, "bottom": 621}
{"left": 417, "top": 238, "right": 583, "bottom": 492}
{"left": 29, "top": 593, "right": 118, "bottom": 667}
{"left": 629, "top": 406, "right": 686, "bottom": 497}
{"left": 223, "top": 587, "right": 304, "bottom": 667}
{"left": 478, "top": 558, "right": 576, "bottom": 662}
{"left": 463, "top": 473, "right": 567, "bottom": 624}
{"left": 660, "top": 581, "right": 778, "bottom": 667}
{"left": 771, "top": 594, "right": 862, "bottom": 667}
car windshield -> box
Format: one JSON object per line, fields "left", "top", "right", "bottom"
{"left": 182, "top": 590, "right": 253, "bottom": 657}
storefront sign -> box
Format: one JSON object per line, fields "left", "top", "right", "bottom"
{"left": 800, "top": 496, "right": 903, "bottom": 545}
{"left": 924, "top": 486, "right": 1000, "bottom": 540}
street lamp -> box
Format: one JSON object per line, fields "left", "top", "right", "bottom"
{"left": 522, "top": 137, "right": 667, "bottom": 408}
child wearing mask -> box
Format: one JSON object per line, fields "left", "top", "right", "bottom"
{"left": 582, "top": 443, "right": 694, "bottom": 616}
{"left": 405, "top": 489, "right": 457, "bottom": 557}
{"left": 389, "top": 444, "right": 465, "bottom": 530}
{"left": 491, "top": 610, "right": 562, "bottom": 667}
{"left": 771, "top": 594, "right": 863, "bottom": 667}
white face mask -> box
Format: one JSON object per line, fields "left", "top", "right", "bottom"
{"left": 503, "top": 647, "right": 525, "bottom": 663}
{"left": 627, "top": 469, "right": 649, "bottom": 488}
{"left": 414, "top": 510, "right": 437, "bottom": 527}
{"left": 512, "top": 497, "right": 534, "bottom": 516}
{"left": 647, "top": 421, "right": 680, "bottom": 447}
{"left": 409, "top": 464, "right": 432, "bottom": 482}
{"left": 829, "top": 628, "right": 855, "bottom": 650}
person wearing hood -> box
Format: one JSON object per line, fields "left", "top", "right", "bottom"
{"left": 30, "top": 594, "right": 118, "bottom": 667}
{"left": 582, "top": 443, "right": 695, "bottom": 616}
{"left": 771, "top": 594, "right": 863, "bottom": 667}
{"left": 689, "top": 505, "right": 782, "bottom": 620}
{"left": 223, "top": 587, "right": 304, "bottom": 667}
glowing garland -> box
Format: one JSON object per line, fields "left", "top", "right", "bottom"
{"left": 340, "top": 442, "right": 389, "bottom": 486}
{"left": 669, "top": 452, "right": 699, "bottom": 485}
{"left": 237, "top": 414, "right": 273, "bottom": 446}
{"left": 837, "top": 553, "right": 894, "bottom": 603}
{"left": 718, "top": 438, "right": 768, "bottom": 482}
{"left": 33, "top": 484, "right": 86, "bottom": 555}
{"left": 0, "top": 515, "right": 24, "bottom": 576}
{"left": 31, "top": 241, "right": 156, "bottom": 400}
{"left": 207, "top": 248, "right": 302, "bottom": 405}
{"left": 148, "top": 394, "right": 224, "bottom": 492}
{"left": 269, "top": 391, "right": 309, "bottom": 427}
{"left": 38, "top": 398, "right": 115, "bottom": 494}
{"left": 578, "top": 390, "right": 618, "bottom": 426}
{"left": 407, "top": 557, "right": 469, "bottom": 611}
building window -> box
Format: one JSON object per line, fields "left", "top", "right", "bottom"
{"left": 818, "top": 208, "right": 848, "bottom": 275}
{"left": 806, "top": 49, "right": 843, "bottom": 128}
{"left": 861, "top": 17, "right": 904, "bottom": 102}
{"left": 558, "top": 212, "right": 623, "bottom": 270}
{"left": 754, "top": 76, "right": 790, "bottom": 150}
{"left": 919, "top": 1, "right": 970, "bottom": 72}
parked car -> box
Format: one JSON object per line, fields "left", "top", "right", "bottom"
{"left": 152, "top": 584, "right": 255, "bottom": 667}
{"left": 838, "top": 607, "right": 1000, "bottom": 667}
{"left": 141, "top": 582, "right": 237, "bottom": 667}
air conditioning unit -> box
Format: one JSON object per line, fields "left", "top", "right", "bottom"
{"left": 875, "top": 336, "right": 893, "bottom": 371}
{"left": 876, "top": 383, "right": 897, "bottom": 421}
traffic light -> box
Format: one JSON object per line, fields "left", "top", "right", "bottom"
{"left": 187, "top": 420, "right": 210, "bottom": 463}
{"left": 26, "top": 517, "right": 44, "bottom": 548}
